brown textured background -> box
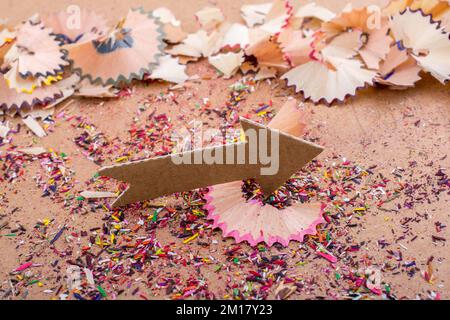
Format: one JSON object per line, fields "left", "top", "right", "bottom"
{"left": 0, "top": 0, "right": 449, "bottom": 300}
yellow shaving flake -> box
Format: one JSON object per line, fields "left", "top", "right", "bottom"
{"left": 5, "top": 78, "right": 36, "bottom": 94}
{"left": 239, "top": 129, "right": 246, "bottom": 142}
{"left": 42, "top": 74, "right": 63, "bottom": 86}
{"left": 183, "top": 233, "right": 199, "bottom": 244}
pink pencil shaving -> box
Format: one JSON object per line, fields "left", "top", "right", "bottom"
{"left": 317, "top": 251, "right": 338, "bottom": 264}
{"left": 14, "top": 262, "right": 33, "bottom": 272}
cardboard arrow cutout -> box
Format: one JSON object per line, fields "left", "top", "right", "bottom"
{"left": 99, "top": 105, "right": 324, "bottom": 208}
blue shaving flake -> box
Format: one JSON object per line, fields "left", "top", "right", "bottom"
{"left": 55, "top": 33, "right": 84, "bottom": 45}
{"left": 396, "top": 41, "right": 406, "bottom": 51}
{"left": 383, "top": 70, "right": 395, "bottom": 80}
{"left": 94, "top": 29, "right": 134, "bottom": 54}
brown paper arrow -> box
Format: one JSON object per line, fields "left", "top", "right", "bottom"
{"left": 99, "top": 114, "right": 324, "bottom": 208}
